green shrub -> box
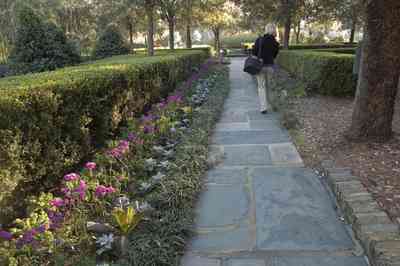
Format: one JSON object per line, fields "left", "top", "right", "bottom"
{"left": 220, "top": 33, "right": 259, "bottom": 49}
{"left": 288, "top": 43, "right": 357, "bottom": 50}
{"left": 313, "top": 48, "right": 356, "bottom": 54}
{"left": 9, "top": 6, "right": 80, "bottom": 74}
{"left": 0, "top": 49, "right": 209, "bottom": 224}
{"left": 276, "top": 50, "right": 357, "bottom": 96}
{"left": 93, "top": 25, "right": 130, "bottom": 59}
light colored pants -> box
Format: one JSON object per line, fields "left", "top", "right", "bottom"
{"left": 256, "top": 66, "right": 274, "bottom": 112}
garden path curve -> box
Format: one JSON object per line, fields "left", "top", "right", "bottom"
{"left": 181, "top": 58, "right": 368, "bottom": 266}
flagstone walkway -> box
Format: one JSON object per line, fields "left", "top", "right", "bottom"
{"left": 181, "top": 58, "right": 368, "bottom": 266}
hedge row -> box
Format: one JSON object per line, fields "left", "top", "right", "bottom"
{"left": 0, "top": 48, "right": 210, "bottom": 224}
{"left": 276, "top": 49, "right": 357, "bottom": 96}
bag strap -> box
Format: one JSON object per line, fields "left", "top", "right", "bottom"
{"left": 257, "top": 36, "right": 264, "bottom": 59}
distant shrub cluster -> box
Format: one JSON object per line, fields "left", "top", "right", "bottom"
{"left": 93, "top": 25, "right": 131, "bottom": 59}
{"left": 9, "top": 6, "right": 80, "bottom": 74}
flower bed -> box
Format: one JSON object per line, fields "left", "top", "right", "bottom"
{"left": 0, "top": 60, "right": 230, "bottom": 265}
{"left": 0, "top": 49, "right": 210, "bottom": 225}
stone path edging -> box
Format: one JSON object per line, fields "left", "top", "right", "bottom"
{"left": 321, "top": 160, "right": 400, "bottom": 266}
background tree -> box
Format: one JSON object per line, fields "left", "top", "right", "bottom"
{"left": 349, "top": 0, "right": 400, "bottom": 141}
{"left": 9, "top": 6, "right": 80, "bottom": 73}
{"left": 92, "top": 24, "right": 130, "bottom": 58}
{"left": 158, "top": 0, "right": 182, "bottom": 50}
{"left": 199, "top": 0, "right": 238, "bottom": 55}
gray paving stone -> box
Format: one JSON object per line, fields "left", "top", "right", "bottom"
{"left": 268, "top": 143, "right": 303, "bottom": 165}
{"left": 219, "top": 111, "right": 249, "bottom": 123}
{"left": 215, "top": 122, "right": 250, "bottom": 132}
{"left": 189, "top": 224, "right": 254, "bottom": 252}
{"left": 247, "top": 110, "right": 280, "bottom": 121}
{"left": 265, "top": 256, "right": 367, "bottom": 266}
{"left": 227, "top": 259, "right": 266, "bottom": 266}
{"left": 252, "top": 167, "right": 353, "bottom": 250}
{"left": 249, "top": 119, "right": 282, "bottom": 131}
{"left": 181, "top": 256, "right": 221, "bottom": 266}
{"left": 222, "top": 145, "right": 272, "bottom": 166}
{"left": 212, "top": 131, "right": 289, "bottom": 145}
{"left": 206, "top": 168, "right": 248, "bottom": 184}
{"left": 195, "top": 183, "right": 250, "bottom": 227}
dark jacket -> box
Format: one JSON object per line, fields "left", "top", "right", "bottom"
{"left": 252, "top": 34, "right": 280, "bottom": 65}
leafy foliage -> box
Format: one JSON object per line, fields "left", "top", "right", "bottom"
{"left": 9, "top": 6, "right": 80, "bottom": 74}
{"left": 277, "top": 49, "right": 357, "bottom": 96}
{"left": 93, "top": 25, "right": 130, "bottom": 59}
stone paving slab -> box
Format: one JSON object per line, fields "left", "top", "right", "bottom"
{"left": 189, "top": 224, "right": 254, "bottom": 253}
{"left": 206, "top": 167, "right": 248, "bottom": 184}
{"left": 195, "top": 183, "right": 250, "bottom": 227}
{"left": 181, "top": 256, "right": 221, "bottom": 266}
{"left": 265, "top": 256, "right": 368, "bottom": 266}
{"left": 252, "top": 167, "right": 353, "bottom": 251}
{"left": 215, "top": 122, "right": 251, "bottom": 132}
{"left": 226, "top": 259, "right": 266, "bottom": 266}
{"left": 212, "top": 131, "right": 290, "bottom": 145}
{"left": 268, "top": 143, "right": 303, "bottom": 166}
{"left": 221, "top": 145, "right": 272, "bottom": 166}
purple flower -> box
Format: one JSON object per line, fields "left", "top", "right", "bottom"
{"left": 142, "top": 114, "right": 155, "bottom": 122}
{"left": 61, "top": 187, "right": 71, "bottom": 196}
{"left": 167, "top": 93, "right": 183, "bottom": 103}
{"left": 36, "top": 225, "right": 47, "bottom": 234}
{"left": 95, "top": 185, "right": 116, "bottom": 198}
{"left": 127, "top": 132, "right": 137, "bottom": 142}
{"left": 143, "top": 125, "right": 155, "bottom": 134}
{"left": 48, "top": 211, "right": 64, "bottom": 229}
{"left": 0, "top": 230, "right": 13, "bottom": 241}
{"left": 64, "top": 173, "right": 79, "bottom": 182}
{"left": 157, "top": 101, "right": 167, "bottom": 109}
{"left": 85, "top": 162, "right": 96, "bottom": 170}
{"left": 50, "top": 198, "right": 64, "bottom": 208}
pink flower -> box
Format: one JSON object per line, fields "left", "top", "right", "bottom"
{"left": 64, "top": 173, "right": 79, "bottom": 182}
{"left": 74, "top": 180, "right": 87, "bottom": 200}
{"left": 95, "top": 185, "right": 116, "bottom": 198}
{"left": 85, "top": 162, "right": 96, "bottom": 170}
{"left": 50, "top": 198, "right": 64, "bottom": 208}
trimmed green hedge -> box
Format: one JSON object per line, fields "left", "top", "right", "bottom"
{"left": 220, "top": 34, "right": 259, "bottom": 49}
{"left": 276, "top": 49, "right": 357, "bottom": 96}
{"left": 0, "top": 49, "right": 209, "bottom": 223}
{"left": 287, "top": 43, "right": 357, "bottom": 50}
{"left": 313, "top": 48, "right": 356, "bottom": 54}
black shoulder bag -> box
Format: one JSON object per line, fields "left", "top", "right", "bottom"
{"left": 243, "top": 37, "right": 264, "bottom": 75}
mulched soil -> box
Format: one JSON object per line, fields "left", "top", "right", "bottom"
{"left": 281, "top": 72, "right": 400, "bottom": 223}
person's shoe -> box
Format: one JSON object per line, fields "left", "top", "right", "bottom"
{"left": 261, "top": 110, "right": 268, "bottom": 114}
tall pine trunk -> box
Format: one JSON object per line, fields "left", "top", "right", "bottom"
{"left": 349, "top": 0, "right": 400, "bottom": 141}
{"left": 168, "top": 19, "right": 175, "bottom": 50}
{"left": 185, "top": 0, "right": 192, "bottom": 48}
{"left": 146, "top": 3, "right": 154, "bottom": 56}
{"left": 349, "top": 19, "right": 356, "bottom": 43}
{"left": 213, "top": 28, "right": 220, "bottom": 56}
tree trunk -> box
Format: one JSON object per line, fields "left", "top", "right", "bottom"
{"left": 213, "top": 28, "right": 220, "bottom": 56}
{"left": 349, "top": 19, "right": 356, "bottom": 43}
{"left": 146, "top": 2, "right": 155, "bottom": 56}
{"left": 128, "top": 21, "right": 134, "bottom": 46}
{"left": 168, "top": 18, "right": 175, "bottom": 50}
{"left": 295, "top": 20, "right": 301, "bottom": 44}
{"left": 349, "top": 0, "right": 400, "bottom": 141}
{"left": 185, "top": 0, "right": 192, "bottom": 48}
{"left": 283, "top": 14, "right": 291, "bottom": 49}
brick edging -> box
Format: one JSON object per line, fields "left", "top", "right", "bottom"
{"left": 321, "top": 160, "right": 400, "bottom": 266}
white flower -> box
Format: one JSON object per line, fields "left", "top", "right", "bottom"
{"left": 144, "top": 158, "right": 157, "bottom": 171}
{"left": 135, "top": 200, "right": 153, "bottom": 212}
{"left": 151, "top": 172, "right": 165, "bottom": 181}
{"left": 159, "top": 161, "right": 170, "bottom": 169}
{"left": 96, "top": 234, "right": 114, "bottom": 255}
{"left": 153, "top": 145, "right": 166, "bottom": 154}
{"left": 140, "top": 182, "right": 151, "bottom": 190}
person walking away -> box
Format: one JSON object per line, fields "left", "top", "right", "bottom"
{"left": 252, "top": 24, "right": 280, "bottom": 114}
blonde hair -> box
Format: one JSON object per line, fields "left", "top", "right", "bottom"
{"left": 265, "top": 23, "right": 277, "bottom": 36}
